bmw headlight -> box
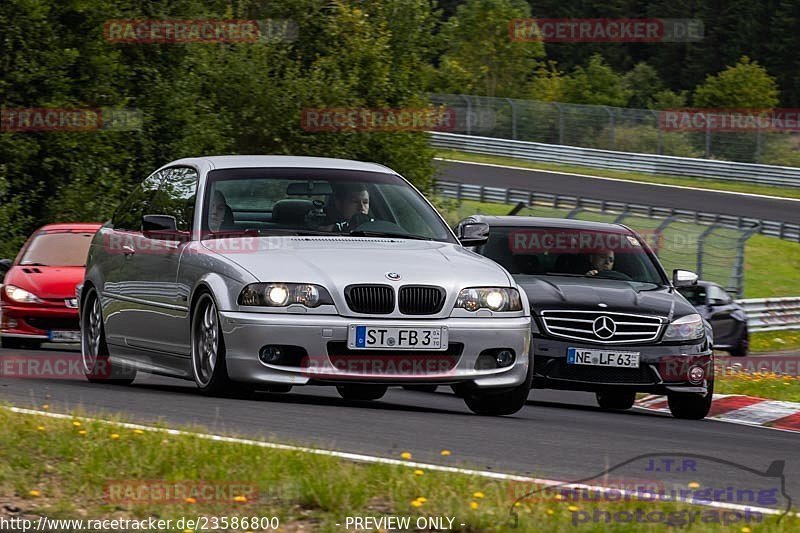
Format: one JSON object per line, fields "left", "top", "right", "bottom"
{"left": 4, "top": 285, "right": 43, "bottom": 304}
{"left": 663, "top": 314, "right": 705, "bottom": 341}
{"left": 238, "top": 283, "right": 334, "bottom": 308}
{"left": 455, "top": 287, "right": 522, "bottom": 312}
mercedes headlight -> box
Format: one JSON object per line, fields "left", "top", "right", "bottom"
{"left": 663, "top": 314, "right": 705, "bottom": 341}
{"left": 455, "top": 287, "right": 522, "bottom": 312}
{"left": 238, "top": 283, "right": 334, "bottom": 308}
{"left": 4, "top": 285, "right": 43, "bottom": 304}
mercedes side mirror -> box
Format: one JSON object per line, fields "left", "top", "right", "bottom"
{"left": 673, "top": 269, "right": 698, "bottom": 288}
{"left": 456, "top": 222, "right": 490, "bottom": 247}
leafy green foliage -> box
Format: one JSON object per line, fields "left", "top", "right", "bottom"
{"left": 0, "top": 0, "right": 437, "bottom": 256}
{"left": 561, "top": 54, "right": 632, "bottom": 107}
{"left": 693, "top": 56, "right": 780, "bottom": 109}
{"left": 432, "top": 0, "right": 544, "bottom": 97}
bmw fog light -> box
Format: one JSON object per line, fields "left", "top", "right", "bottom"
{"left": 495, "top": 350, "right": 515, "bottom": 368}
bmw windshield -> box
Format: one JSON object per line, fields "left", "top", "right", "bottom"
{"left": 479, "top": 226, "right": 667, "bottom": 286}
{"left": 202, "top": 168, "right": 456, "bottom": 243}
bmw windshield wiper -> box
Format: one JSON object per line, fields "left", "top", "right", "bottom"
{"left": 348, "top": 230, "right": 433, "bottom": 241}
{"left": 20, "top": 262, "right": 50, "bottom": 266}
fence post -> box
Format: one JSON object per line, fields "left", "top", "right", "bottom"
{"left": 651, "top": 109, "right": 663, "bottom": 155}
{"left": 505, "top": 98, "right": 517, "bottom": 140}
{"left": 604, "top": 106, "right": 615, "bottom": 150}
{"left": 696, "top": 224, "right": 716, "bottom": 279}
{"left": 554, "top": 103, "right": 565, "bottom": 144}
{"left": 461, "top": 94, "right": 472, "bottom": 136}
{"left": 755, "top": 126, "right": 763, "bottom": 164}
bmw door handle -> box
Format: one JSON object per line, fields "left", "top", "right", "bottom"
{"left": 122, "top": 245, "right": 136, "bottom": 256}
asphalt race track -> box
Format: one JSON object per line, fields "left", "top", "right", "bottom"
{"left": 436, "top": 160, "right": 800, "bottom": 225}
{"left": 1, "top": 344, "right": 798, "bottom": 501}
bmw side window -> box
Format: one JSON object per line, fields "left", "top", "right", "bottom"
{"left": 111, "top": 171, "right": 166, "bottom": 231}
{"left": 149, "top": 167, "right": 199, "bottom": 232}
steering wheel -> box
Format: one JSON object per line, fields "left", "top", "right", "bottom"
{"left": 596, "top": 270, "right": 633, "bottom": 281}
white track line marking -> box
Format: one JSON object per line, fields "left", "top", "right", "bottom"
{"left": 435, "top": 157, "right": 800, "bottom": 203}
{"left": 3, "top": 405, "right": 795, "bottom": 518}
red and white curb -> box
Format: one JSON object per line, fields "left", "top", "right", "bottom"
{"left": 636, "top": 394, "right": 800, "bottom": 432}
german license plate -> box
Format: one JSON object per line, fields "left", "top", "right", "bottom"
{"left": 48, "top": 330, "right": 81, "bottom": 343}
{"left": 567, "top": 348, "right": 640, "bottom": 368}
{"left": 348, "top": 326, "right": 447, "bottom": 350}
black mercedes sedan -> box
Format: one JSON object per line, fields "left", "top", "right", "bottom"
{"left": 465, "top": 215, "right": 715, "bottom": 419}
{"left": 678, "top": 281, "right": 749, "bottom": 357}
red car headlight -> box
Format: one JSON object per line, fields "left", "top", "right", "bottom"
{"left": 4, "top": 285, "right": 43, "bottom": 304}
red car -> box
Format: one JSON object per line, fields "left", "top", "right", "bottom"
{"left": 0, "top": 223, "right": 102, "bottom": 349}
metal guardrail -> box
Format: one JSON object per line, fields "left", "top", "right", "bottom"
{"left": 433, "top": 156, "right": 800, "bottom": 242}
{"left": 430, "top": 131, "right": 800, "bottom": 188}
{"left": 434, "top": 180, "right": 797, "bottom": 239}
{"left": 737, "top": 297, "right": 800, "bottom": 332}
{"left": 430, "top": 93, "right": 800, "bottom": 165}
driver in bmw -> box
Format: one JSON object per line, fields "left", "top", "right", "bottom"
{"left": 321, "top": 183, "right": 374, "bottom": 231}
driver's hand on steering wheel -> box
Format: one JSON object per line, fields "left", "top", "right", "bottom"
{"left": 335, "top": 213, "right": 374, "bottom": 232}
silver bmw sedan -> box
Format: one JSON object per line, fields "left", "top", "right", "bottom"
{"left": 79, "top": 156, "right": 531, "bottom": 415}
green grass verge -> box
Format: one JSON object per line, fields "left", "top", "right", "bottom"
{"left": 744, "top": 236, "right": 800, "bottom": 298}
{"left": 434, "top": 198, "right": 800, "bottom": 299}
{"left": 716, "top": 369, "right": 800, "bottom": 403}
{"left": 750, "top": 330, "right": 800, "bottom": 354}
{"left": 1, "top": 408, "right": 796, "bottom": 531}
{"left": 437, "top": 150, "right": 800, "bottom": 200}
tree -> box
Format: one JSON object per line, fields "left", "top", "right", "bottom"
{"left": 623, "top": 62, "right": 664, "bottom": 109}
{"left": 693, "top": 56, "right": 780, "bottom": 109}
{"left": 528, "top": 61, "right": 565, "bottom": 102}
{"left": 561, "top": 54, "right": 631, "bottom": 107}
{"left": 433, "top": 0, "right": 544, "bottom": 97}
{"left": 0, "top": 0, "right": 442, "bottom": 257}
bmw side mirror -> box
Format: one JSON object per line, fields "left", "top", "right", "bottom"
{"left": 456, "top": 222, "right": 490, "bottom": 247}
{"left": 142, "top": 214, "right": 184, "bottom": 240}
{"left": 673, "top": 269, "right": 698, "bottom": 288}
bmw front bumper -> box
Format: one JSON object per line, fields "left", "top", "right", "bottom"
{"left": 219, "top": 312, "right": 531, "bottom": 389}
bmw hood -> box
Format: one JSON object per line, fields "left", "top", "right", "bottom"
{"left": 514, "top": 274, "right": 696, "bottom": 319}
{"left": 203, "top": 236, "right": 513, "bottom": 289}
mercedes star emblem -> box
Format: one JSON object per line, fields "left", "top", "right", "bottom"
{"left": 592, "top": 316, "right": 617, "bottom": 340}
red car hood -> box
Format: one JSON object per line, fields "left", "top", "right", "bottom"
{"left": 4, "top": 266, "right": 85, "bottom": 301}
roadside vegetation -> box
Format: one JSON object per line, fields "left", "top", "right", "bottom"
{"left": 0, "top": 408, "right": 796, "bottom": 532}
{"left": 750, "top": 330, "right": 800, "bottom": 354}
{"left": 716, "top": 367, "right": 800, "bottom": 403}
